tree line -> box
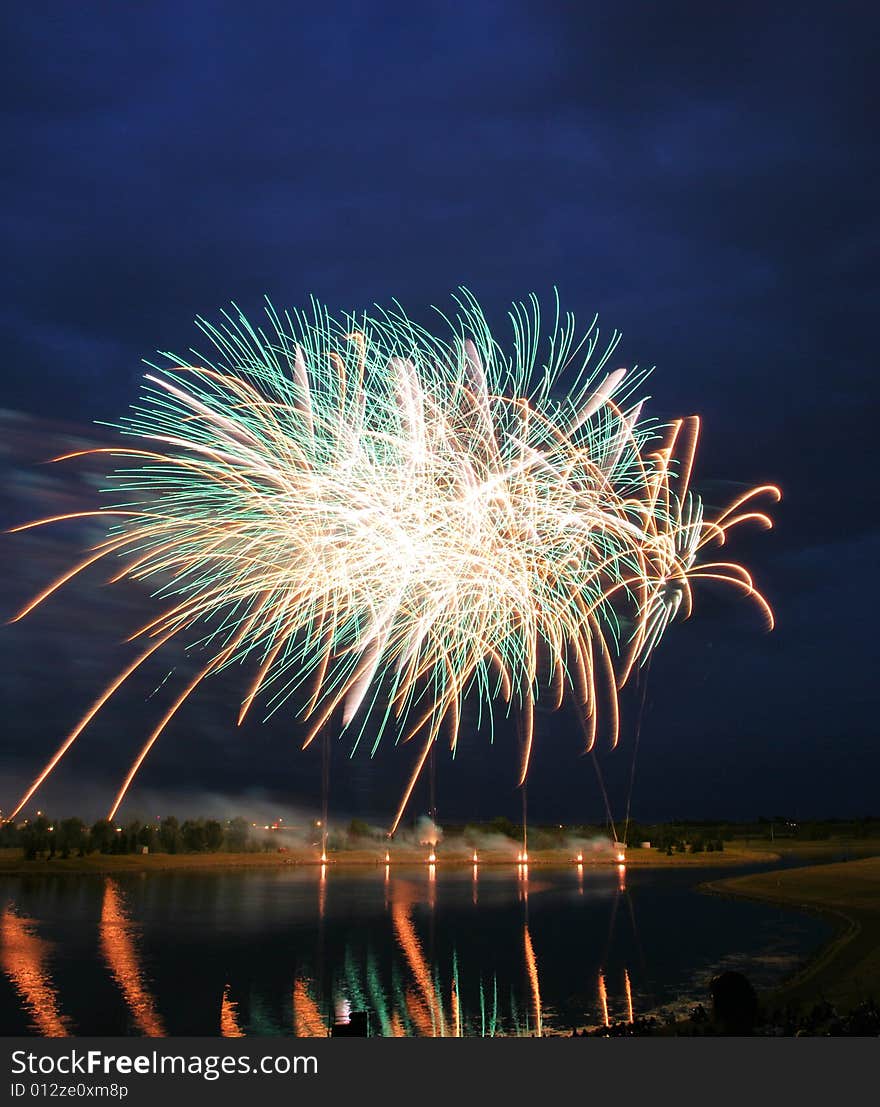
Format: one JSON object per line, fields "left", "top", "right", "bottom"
{"left": 1, "top": 815, "right": 261, "bottom": 859}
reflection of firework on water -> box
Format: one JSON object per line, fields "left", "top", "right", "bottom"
{"left": 99, "top": 879, "right": 165, "bottom": 1037}
{"left": 6, "top": 292, "right": 778, "bottom": 823}
{"left": 1, "top": 866, "right": 644, "bottom": 1036}
{"left": 598, "top": 970, "right": 610, "bottom": 1028}
{"left": 0, "top": 906, "right": 71, "bottom": 1036}
{"left": 220, "top": 985, "right": 244, "bottom": 1038}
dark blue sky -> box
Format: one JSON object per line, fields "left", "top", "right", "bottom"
{"left": 1, "top": 1, "right": 877, "bottom": 824}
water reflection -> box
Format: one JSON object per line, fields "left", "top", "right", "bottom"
{"left": 598, "top": 970, "right": 610, "bottom": 1027}
{"left": 99, "top": 879, "right": 165, "bottom": 1036}
{"left": 0, "top": 905, "right": 71, "bottom": 1036}
{"left": 220, "top": 983, "right": 244, "bottom": 1037}
{"left": 523, "top": 925, "right": 542, "bottom": 1036}
{"left": 0, "top": 863, "right": 830, "bottom": 1037}
{"left": 391, "top": 881, "right": 444, "bottom": 1035}
{"left": 292, "top": 978, "right": 326, "bottom": 1037}
{"left": 624, "top": 967, "right": 634, "bottom": 1024}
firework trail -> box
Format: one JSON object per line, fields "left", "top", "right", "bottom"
{"left": 5, "top": 291, "right": 778, "bottom": 825}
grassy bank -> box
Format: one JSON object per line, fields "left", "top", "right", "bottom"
{"left": 732, "top": 838, "right": 880, "bottom": 861}
{"left": 706, "top": 856, "right": 880, "bottom": 1012}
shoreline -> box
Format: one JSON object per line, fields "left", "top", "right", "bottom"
{"left": 0, "top": 843, "right": 776, "bottom": 876}
{"left": 702, "top": 856, "right": 880, "bottom": 1013}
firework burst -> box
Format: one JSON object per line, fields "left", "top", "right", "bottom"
{"left": 6, "top": 291, "right": 778, "bottom": 826}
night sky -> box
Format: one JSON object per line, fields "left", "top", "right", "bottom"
{"left": 1, "top": 2, "right": 877, "bottom": 825}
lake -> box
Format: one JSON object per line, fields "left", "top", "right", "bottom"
{"left": 0, "top": 863, "right": 831, "bottom": 1036}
